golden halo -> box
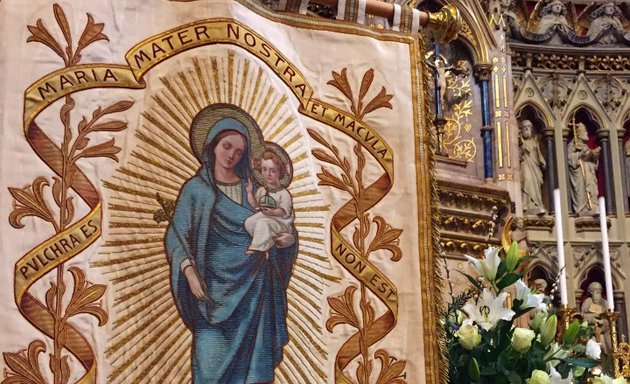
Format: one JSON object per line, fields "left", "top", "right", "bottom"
{"left": 251, "top": 142, "right": 293, "bottom": 189}
{"left": 190, "top": 103, "right": 265, "bottom": 162}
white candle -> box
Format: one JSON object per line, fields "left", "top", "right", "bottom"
{"left": 598, "top": 196, "right": 615, "bottom": 311}
{"left": 554, "top": 189, "right": 568, "bottom": 305}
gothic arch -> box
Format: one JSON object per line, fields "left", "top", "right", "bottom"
{"left": 525, "top": 264, "right": 554, "bottom": 297}
{"left": 575, "top": 258, "right": 622, "bottom": 292}
{"left": 562, "top": 75, "right": 608, "bottom": 126}
{"left": 514, "top": 73, "right": 554, "bottom": 128}
{"left": 526, "top": 245, "right": 558, "bottom": 280}
{"left": 564, "top": 106, "right": 604, "bottom": 136}
{"left": 620, "top": 109, "right": 630, "bottom": 130}
{"left": 516, "top": 102, "right": 551, "bottom": 131}
{"left": 616, "top": 98, "right": 630, "bottom": 127}
{"left": 525, "top": 260, "right": 556, "bottom": 281}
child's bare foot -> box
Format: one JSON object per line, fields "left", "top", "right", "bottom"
{"left": 245, "top": 249, "right": 256, "bottom": 255}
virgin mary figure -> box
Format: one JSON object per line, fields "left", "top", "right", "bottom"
{"left": 165, "top": 104, "right": 298, "bottom": 383}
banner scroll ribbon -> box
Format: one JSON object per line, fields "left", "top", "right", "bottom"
{"left": 301, "top": 100, "right": 397, "bottom": 384}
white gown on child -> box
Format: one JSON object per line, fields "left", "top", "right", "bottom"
{"left": 245, "top": 187, "right": 294, "bottom": 252}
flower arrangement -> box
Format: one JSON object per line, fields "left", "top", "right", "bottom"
{"left": 443, "top": 242, "right": 625, "bottom": 384}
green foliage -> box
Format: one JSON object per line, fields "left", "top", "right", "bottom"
{"left": 496, "top": 272, "right": 520, "bottom": 291}
{"left": 505, "top": 241, "right": 519, "bottom": 272}
{"left": 562, "top": 320, "right": 580, "bottom": 345}
{"left": 540, "top": 315, "right": 558, "bottom": 346}
{"left": 469, "top": 358, "right": 480, "bottom": 382}
{"left": 444, "top": 246, "right": 600, "bottom": 383}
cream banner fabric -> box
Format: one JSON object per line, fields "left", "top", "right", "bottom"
{"left": 0, "top": 1, "right": 441, "bottom": 383}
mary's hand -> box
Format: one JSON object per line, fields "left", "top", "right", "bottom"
{"left": 274, "top": 232, "right": 295, "bottom": 248}
{"left": 183, "top": 266, "right": 210, "bottom": 301}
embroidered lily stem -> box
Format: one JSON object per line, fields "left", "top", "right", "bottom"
{"left": 52, "top": 8, "right": 77, "bottom": 374}
{"left": 354, "top": 146, "right": 373, "bottom": 384}
{"left": 2, "top": 5, "right": 116, "bottom": 384}
{"left": 312, "top": 68, "right": 403, "bottom": 384}
{"left": 51, "top": 91, "right": 74, "bottom": 384}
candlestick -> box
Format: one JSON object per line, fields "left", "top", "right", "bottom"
{"left": 556, "top": 305, "right": 577, "bottom": 343}
{"left": 603, "top": 310, "right": 620, "bottom": 377}
{"left": 598, "top": 196, "right": 615, "bottom": 311}
{"left": 554, "top": 189, "right": 568, "bottom": 306}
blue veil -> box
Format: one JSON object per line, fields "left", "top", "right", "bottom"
{"left": 165, "top": 106, "right": 297, "bottom": 383}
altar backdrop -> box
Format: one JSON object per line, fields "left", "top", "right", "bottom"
{"left": 0, "top": 1, "right": 441, "bottom": 383}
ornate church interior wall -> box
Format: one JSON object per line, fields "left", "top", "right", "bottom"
{"left": 423, "top": 0, "right": 630, "bottom": 361}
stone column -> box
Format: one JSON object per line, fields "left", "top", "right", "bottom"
{"left": 542, "top": 128, "right": 557, "bottom": 213}
{"left": 618, "top": 130, "right": 629, "bottom": 213}
{"left": 614, "top": 292, "right": 628, "bottom": 341}
{"left": 597, "top": 129, "right": 615, "bottom": 214}
{"left": 474, "top": 63, "right": 493, "bottom": 180}
{"left": 562, "top": 127, "right": 573, "bottom": 213}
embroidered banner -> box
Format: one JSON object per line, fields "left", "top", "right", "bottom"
{"left": 0, "top": 1, "right": 442, "bottom": 383}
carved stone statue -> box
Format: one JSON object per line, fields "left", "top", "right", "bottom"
{"left": 511, "top": 217, "right": 528, "bottom": 247}
{"left": 535, "top": 0, "right": 571, "bottom": 34}
{"left": 533, "top": 278, "right": 553, "bottom": 309}
{"left": 581, "top": 281, "right": 612, "bottom": 355}
{"left": 434, "top": 57, "right": 452, "bottom": 109}
{"left": 588, "top": 1, "right": 625, "bottom": 45}
{"left": 427, "top": 54, "right": 468, "bottom": 112}
{"left": 581, "top": 281, "right": 608, "bottom": 318}
{"left": 567, "top": 123, "right": 601, "bottom": 216}
{"left": 501, "top": 216, "right": 529, "bottom": 257}
{"left": 534, "top": 278, "right": 547, "bottom": 294}
{"left": 519, "top": 120, "right": 547, "bottom": 216}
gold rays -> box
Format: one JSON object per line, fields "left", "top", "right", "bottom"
{"left": 94, "top": 51, "right": 337, "bottom": 383}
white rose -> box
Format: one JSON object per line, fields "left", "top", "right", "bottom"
{"left": 527, "top": 369, "right": 550, "bottom": 384}
{"left": 512, "top": 328, "right": 536, "bottom": 353}
{"left": 456, "top": 321, "right": 482, "bottom": 350}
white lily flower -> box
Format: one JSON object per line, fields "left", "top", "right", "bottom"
{"left": 465, "top": 246, "right": 501, "bottom": 282}
{"left": 462, "top": 288, "right": 515, "bottom": 331}
{"left": 548, "top": 365, "right": 573, "bottom": 384}
{"left": 515, "top": 279, "right": 546, "bottom": 310}
{"left": 586, "top": 338, "right": 602, "bottom": 360}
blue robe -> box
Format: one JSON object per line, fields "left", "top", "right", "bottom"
{"left": 165, "top": 118, "right": 297, "bottom": 383}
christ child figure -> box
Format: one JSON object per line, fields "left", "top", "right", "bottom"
{"left": 245, "top": 144, "right": 294, "bottom": 255}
